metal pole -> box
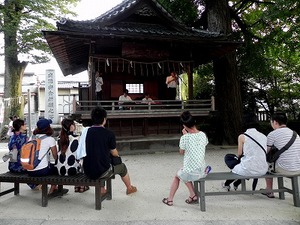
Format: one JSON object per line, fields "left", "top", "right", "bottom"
{"left": 27, "top": 89, "right": 32, "bottom": 137}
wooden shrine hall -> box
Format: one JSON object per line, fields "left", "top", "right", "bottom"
{"left": 42, "top": 0, "right": 240, "bottom": 144}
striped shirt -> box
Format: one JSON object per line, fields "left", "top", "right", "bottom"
{"left": 267, "top": 127, "right": 300, "bottom": 172}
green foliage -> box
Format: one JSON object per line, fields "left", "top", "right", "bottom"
{"left": 0, "top": 0, "right": 79, "bottom": 63}
{"left": 158, "top": 0, "right": 199, "bottom": 25}
{"left": 231, "top": 0, "right": 300, "bottom": 118}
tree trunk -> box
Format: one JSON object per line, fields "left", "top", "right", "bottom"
{"left": 206, "top": 0, "right": 242, "bottom": 144}
{"left": 1, "top": 0, "right": 27, "bottom": 137}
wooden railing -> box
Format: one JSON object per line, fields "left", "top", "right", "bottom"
{"left": 74, "top": 97, "right": 215, "bottom": 119}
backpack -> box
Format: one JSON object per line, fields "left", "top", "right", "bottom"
{"left": 20, "top": 135, "right": 50, "bottom": 170}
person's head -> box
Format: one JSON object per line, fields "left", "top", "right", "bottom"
{"left": 9, "top": 116, "right": 13, "bottom": 121}
{"left": 124, "top": 89, "right": 129, "bottom": 97}
{"left": 33, "top": 118, "right": 53, "bottom": 136}
{"left": 12, "top": 119, "right": 26, "bottom": 133}
{"left": 170, "top": 71, "right": 176, "bottom": 77}
{"left": 61, "top": 118, "right": 76, "bottom": 133}
{"left": 144, "top": 93, "right": 150, "bottom": 99}
{"left": 270, "top": 112, "right": 287, "bottom": 129}
{"left": 59, "top": 118, "right": 76, "bottom": 154}
{"left": 91, "top": 106, "right": 107, "bottom": 126}
{"left": 13, "top": 115, "right": 18, "bottom": 121}
{"left": 242, "top": 112, "right": 259, "bottom": 130}
{"left": 180, "top": 111, "right": 196, "bottom": 129}
{"left": 95, "top": 71, "right": 99, "bottom": 77}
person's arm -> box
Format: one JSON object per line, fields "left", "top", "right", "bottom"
{"left": 100, "top": 77, "right": 103, "bottom": 85}
{"left": 237, "top": 134, "right": 244, "bottom": 158}
{"left": 50, "top": 145, "right": 58, "bottom": 160}
{"left": 111, "top": 148, "right": 119, "bottom": 157}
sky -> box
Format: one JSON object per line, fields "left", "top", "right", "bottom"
{"left": 1, "top": 0, "right": 123, "bottom": 81}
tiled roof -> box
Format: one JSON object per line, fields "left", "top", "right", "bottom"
{"left": 43, "top": 0, "right": 241, "bottom": 76}
{"left": 57, "top": 0, "right": 222, "bottom": 40}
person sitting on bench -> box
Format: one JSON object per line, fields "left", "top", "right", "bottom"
{"left": 262, "top": 112, "right": 300, "bottom": 198}
{"left": 162, "top": 111, "right": 211, "bottom": 206}
{"left": 222, "top": 112, "right": 268, "bottom": 191}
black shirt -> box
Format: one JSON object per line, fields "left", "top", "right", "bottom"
{"left": 83, "top": 126, "right": 116, "bottom": 179}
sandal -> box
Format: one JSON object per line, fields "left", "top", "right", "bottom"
{"left": 260, "top": 189, "right": 275, "bottom": 198}
{"left": 74, "top": 186, "right": 80, "bottom": 193}
{"left": 162, "top": 198, "right": 173, "bottom": 206}
{"left": 185, "top": 195, "right": 198, "bottom": 204}
{"left": 79, "top": 186, "right": 90, "bottom": 193}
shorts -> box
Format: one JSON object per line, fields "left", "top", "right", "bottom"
{"left": 113, "top": 163, "right": 128, "bottom": 177}
{"left": 177, "top": 168, "right": 206, "bottom": 182}
{"left": 271, "top": 162, "right": 300, "bottom": 176}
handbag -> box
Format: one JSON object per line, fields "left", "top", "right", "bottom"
{"left": 110, "top": 155, "right": 122, "bottom": 165}
{"left": 266, "top": 131, "right": 297, "bottom": 163}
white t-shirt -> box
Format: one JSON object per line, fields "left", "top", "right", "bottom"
{"left": 232, "top": 128, "right": 268, "bottom": 176}
{"left": 28, "top": 135, "right": 56, "bottom": 171}
{"left": 119, "top": 95, "right": 132, "bottom": 103}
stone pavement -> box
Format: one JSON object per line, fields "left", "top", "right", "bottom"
{"left": 0, "top": 142, "right": 299, "bottom": 225}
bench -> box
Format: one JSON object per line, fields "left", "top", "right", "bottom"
{"left": 0, "top": 171, "right": 114, "bottom": 210}
{"left": 193, "top": 172, "right": 300, "bottom": 211}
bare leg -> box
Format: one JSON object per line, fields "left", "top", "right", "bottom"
{"left": 185, "top": 181, "right": 196, "bottom": 198}
{"left": 266, "top": 178, "right": 273, "bottom": 190}
{"left": 121, "top": 172, "right": 137, "bottom": 195}
{"left": 121, "top": 173, "right": 132, "bottom": 189}
{"left": 167, "top": 176, "right": 180, "bottom": 201}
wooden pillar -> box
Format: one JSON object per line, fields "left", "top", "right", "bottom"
{"left": 187, "top": 64, "right": 193, "bottom": 100}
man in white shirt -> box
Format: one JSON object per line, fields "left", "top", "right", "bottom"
{"left": 95, "top": 71, "right": 103, "bottom": 101}
{"left": 118, "top": 89, "right": 133, "bottom": 110}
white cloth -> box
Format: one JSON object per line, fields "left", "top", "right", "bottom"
{"left": 76, "top": 127, "right": 89, "bottom": 159}
{"left": 7, "top": 120, "right": 13, "bottom": 136}
{"left": 95, "top": 77, "right": 103, "bottom": 92}
{"left": 232, "top": 128, "right": 268, "bottom": 176}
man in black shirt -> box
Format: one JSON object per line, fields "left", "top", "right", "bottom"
{"left": 78, "top": 106, "right": 137, "bottom": 195}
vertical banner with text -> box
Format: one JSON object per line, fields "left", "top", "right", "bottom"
{"left": 45, "top": 69, "right": 58, "bottom": 123}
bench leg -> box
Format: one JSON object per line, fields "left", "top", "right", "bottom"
{"left": 14, "top": 182, "right": 19, "bottom": 195}
{"left": 42, "top": 184, "right": 48, "bottom": 207}
{"left": 241, "top": 179, "right": 246, "bottom": 191}
{"left": 277, "top": 177, "right": 285, "bottom": 200}
{"left": 95, "top": 184, "right": 101, "bottom": 210}
{"left": 291, "top": 176, "right": 300, "bottom": 207}
{"left": 199, "top": 180, "right": 206, "bottom": 212}
{"left": 106, "top": 178, "right": 112, "bottom": 200}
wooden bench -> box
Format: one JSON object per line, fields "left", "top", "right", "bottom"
{"left": 193, "top": 172, "right": 300, "bottom": 211}
{"left": 0, "top": 171, "right": 114, "bottom": 210}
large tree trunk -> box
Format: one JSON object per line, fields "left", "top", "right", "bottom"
{"left": 206, "top": 0, "right": 242, "bottom": 144}
{"left": 1, "top": 0, "right": 27, "bottom": 137}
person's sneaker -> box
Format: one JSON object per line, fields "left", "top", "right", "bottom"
{"left": 221, "top": 182, "right": 231, "bottom": 191}
{"left": 126, "top": 185, "right": 137, "bottom": 195}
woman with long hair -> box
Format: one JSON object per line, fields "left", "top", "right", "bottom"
{"left": 56, "top": 118, "right": 89, "bottom": 193}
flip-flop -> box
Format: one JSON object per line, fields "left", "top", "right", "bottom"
{"left": 260, "top": 189, "right": 275, "bottom": 198}
{"left": 79, "top": 186, "right": 90, "bottom": 193}
{"left": 162, "top": 198, "right": 173, "bottom": 206}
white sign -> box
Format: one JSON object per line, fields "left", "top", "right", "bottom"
{"left": 45, "top": 69, "right": 58, "bottom": 123}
